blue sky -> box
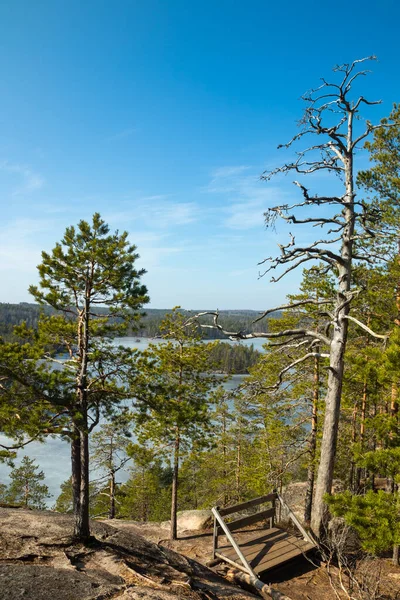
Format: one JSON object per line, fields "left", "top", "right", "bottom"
{"left": 1, "top": 0, "right": 399, "bottom": 309}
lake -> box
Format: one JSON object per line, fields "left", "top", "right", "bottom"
{"left": 0, "top": 337, "right": 263, "bottom": 503}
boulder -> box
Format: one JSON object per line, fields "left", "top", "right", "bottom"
{"left": 176, "top": 509, "right": 213, "bottom": 531}
{"left": 280, "top": 479, "right": 345, "bottom": 522}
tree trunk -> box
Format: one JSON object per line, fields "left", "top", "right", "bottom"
{"left": 225, "top": 569, "right": 293, "bottom": 600}
{"left": 74, "top": 418, "right": 90, "bottom": 540}
{"left": 304, "top": 354, "right": 319, "bottom": 524}
{"left": 355, "top": 379, "right": 368, "bottom": 491}
{"left": 236, "top": 436, "right": 241, "bottom": 502}
{"left": 71, "top": 425, "right": 81, "bottom": 516}
{"left": 393, "top": 544, "right": 399, "bottom": 566}
{"left": 222, "top": 412, "right": 228, "bottom": 506}
{"left": 349, "top": 399, "right": 358, "bottom": 492}
{"left": 311, "top": 145, "right": 355, "bottom": 538}
{"left": 74, "top": 285, "right": 91, "bottom": 541}
{"left": 170, "top": 428, "right": 180, "bottom": 540}
{"left": 109, "top": 471, "right": 116, "bottom": 519}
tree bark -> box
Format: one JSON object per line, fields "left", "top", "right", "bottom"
{"left": 71, "top": 425, "right": 81, "bottom": 517}
{"left": 74, "top": 282, "right": 91, "bottom": 540}
{"left": 236, "top": 435, "right": 241, "bottom": 503}
{"left": 222, "top": 410, "right": 228, "bottom": 506}
{"left": 349, "top": 399, "right": 358, "bottom": 491}
{"left": 170, "top": 428, "right": 180, "bottom": 540}
{"left": 355, "top": 379, "right": 368, "bottom": 492}
{"left": 311, "top": 146, "right": 355, "bottom": 538}
{"left": 304, "top": 353, "right": 319, "bottom": 524}
{"left": 75, "top": 422, "right": 90, "bottom": 540}
{"left": 109, "top": 471, "right": 116, "bottom": 519}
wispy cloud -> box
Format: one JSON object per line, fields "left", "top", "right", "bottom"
{"left": 148, "top": 201, "right": 198, "bottom": 227}
{"left": 0, "top": 218, "right": 56, "bottom": 275}
{"left": 106, "top": 198, "right": 200, "bottom": 229}
{"left": 224, "top": 200, "right": 267, "bottom": 230}
{"left": 204, "top": 165, "right": 290, "bottom": 230}
{"left": 211, "top": 165, "right": 251, "bottom": 179}
{"left": 0, "top": 161, "right": 45, "bottom": 194}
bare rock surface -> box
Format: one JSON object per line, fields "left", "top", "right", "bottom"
{"left": 280, "top": 480, "right": 344, "bottom": 521}
{"left": 0, "top": 508, "right": 257, "bottom": 600}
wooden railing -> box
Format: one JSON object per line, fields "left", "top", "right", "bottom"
{"left": 211, "top": 491, "right": 316, "bottom": 576}
{"left": 212, "top": 491, "right": 277, "bottom": 574}
{"left": 276, "top": 492, "right": 315, "bottom": 545}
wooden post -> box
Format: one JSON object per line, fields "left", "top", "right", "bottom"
{"left": 270, "top": 494, "right": 275, "bottom": 529}
{"left": 212, "top": 506, "right": 219, "bottom": 559}
{"left": 211, "top": 507, "right": 255, "bottom": 577}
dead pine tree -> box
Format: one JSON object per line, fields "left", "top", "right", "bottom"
{"left": 193, "top": 57, "right": 394, "bottom": 538}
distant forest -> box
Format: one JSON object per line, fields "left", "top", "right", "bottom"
{"left": 0, "top": 302, "right": 272, "bottom": 341}
{"left": 0, "top": 303, "right": 266, "bottom": 374}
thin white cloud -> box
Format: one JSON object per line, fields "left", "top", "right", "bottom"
{"left": 204, "top": 165, "right": 290, "bottom": 230}
{"left": 106, "top": 198, "right": 200, "bottom": 229}
{"left": 0, "top": 160, "right": 45, "bottom": 194}
{"left": 225, "top": 200, "right": 267, "bottom": 230}
{"left": 211, "top": 165, "right": 251, "bottom": 179}
{"left": 0, "top": 218, "right": 56, "bottom": 279}
{"left": 148, "top": 201, "right": 198, "bottom": 226}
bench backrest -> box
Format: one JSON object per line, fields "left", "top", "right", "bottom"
{"left": 217, "top": 492, "right": 277, "bottom": 533}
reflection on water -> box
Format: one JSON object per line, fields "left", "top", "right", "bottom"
{"left": 0, "top": 338, "right": 253, "bottom": 502}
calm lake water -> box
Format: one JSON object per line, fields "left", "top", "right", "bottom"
{"left": 0, "top": 337, "right": 264, "bottom": 503}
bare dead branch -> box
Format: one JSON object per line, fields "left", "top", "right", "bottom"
{"left": 344, "top": 315, "right": 389, "bottom": 341}
{"left": 252, "top": 298, "right": 334, "bottom": 325}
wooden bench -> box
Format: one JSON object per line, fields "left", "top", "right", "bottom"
{"left": 212, "top": 492, "right": 316, "bottom": 577}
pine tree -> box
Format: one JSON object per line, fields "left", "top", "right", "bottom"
{"left": 134, "top": 308, "right": 220, "bottom": 539}
{"left": 1, "top": 214, "right": 148, "bottom": 540}
{"left": 119, "top": 444, "right": 171, "bottom": 522}
{"left": 90, "top": 419, "right": 131, "bottom": 519}
{"left": 7, "top": 456, "right": 51, "bottom": 509}
{"left": 327, "top": 448, "right": 400, "bottom": 565}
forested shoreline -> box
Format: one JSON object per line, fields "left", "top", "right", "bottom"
{"left": 0, "top": 302, "right": 272, "bottom": 341}
{"left": 0, "top": 303, "right": 262, "bottom": 374}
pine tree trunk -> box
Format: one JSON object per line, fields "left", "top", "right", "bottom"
{"left": 393, "top": 544, "right": 399, "bottom": 566}
{"left": 355, "top": 379, "right": 368, "bottom": 492}
{"left": 349, "top": 399, "right": 358, "bottom": 492}
{"left": 109, "top": 471, "right": 116, "bottom": 519}
{"left": 74, "top": 287, "right": 91, "bottom": 541}
{"left": 170, "top": 428, "right": 180, "bottom": 540}
{"left": 236, "top": 437, "right": 241, "bottom": 502}
{"left": 75, "top": 418, "right": 90, "bottom": 540}
{"left": 304, "top": 354, "right": 319, "bottom": 524}
{"left": 141, "top": 467, "right": 146, "bottom": 521}
{"left": 71, "top": 426, "right": 81, "bottom": 517}
{"left": 311, "top": 145, "right": 355, "bottom": 538}
{"left": 222, "top": 413, "right": 228, "bottom": 506}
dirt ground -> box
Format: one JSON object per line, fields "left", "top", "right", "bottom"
{"left": 101, "top": 520, "right": 400, "bottom": 600}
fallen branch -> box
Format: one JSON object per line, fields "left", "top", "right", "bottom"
{"left": 225, "top": 568, "right": 293, "bottom": 600}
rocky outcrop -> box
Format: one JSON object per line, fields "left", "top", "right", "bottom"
{"left": 0, "top": 508, "right": 257, "bottom": 600}
{"left": 280, "top": 480, "right": 345, "bottom": 522}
